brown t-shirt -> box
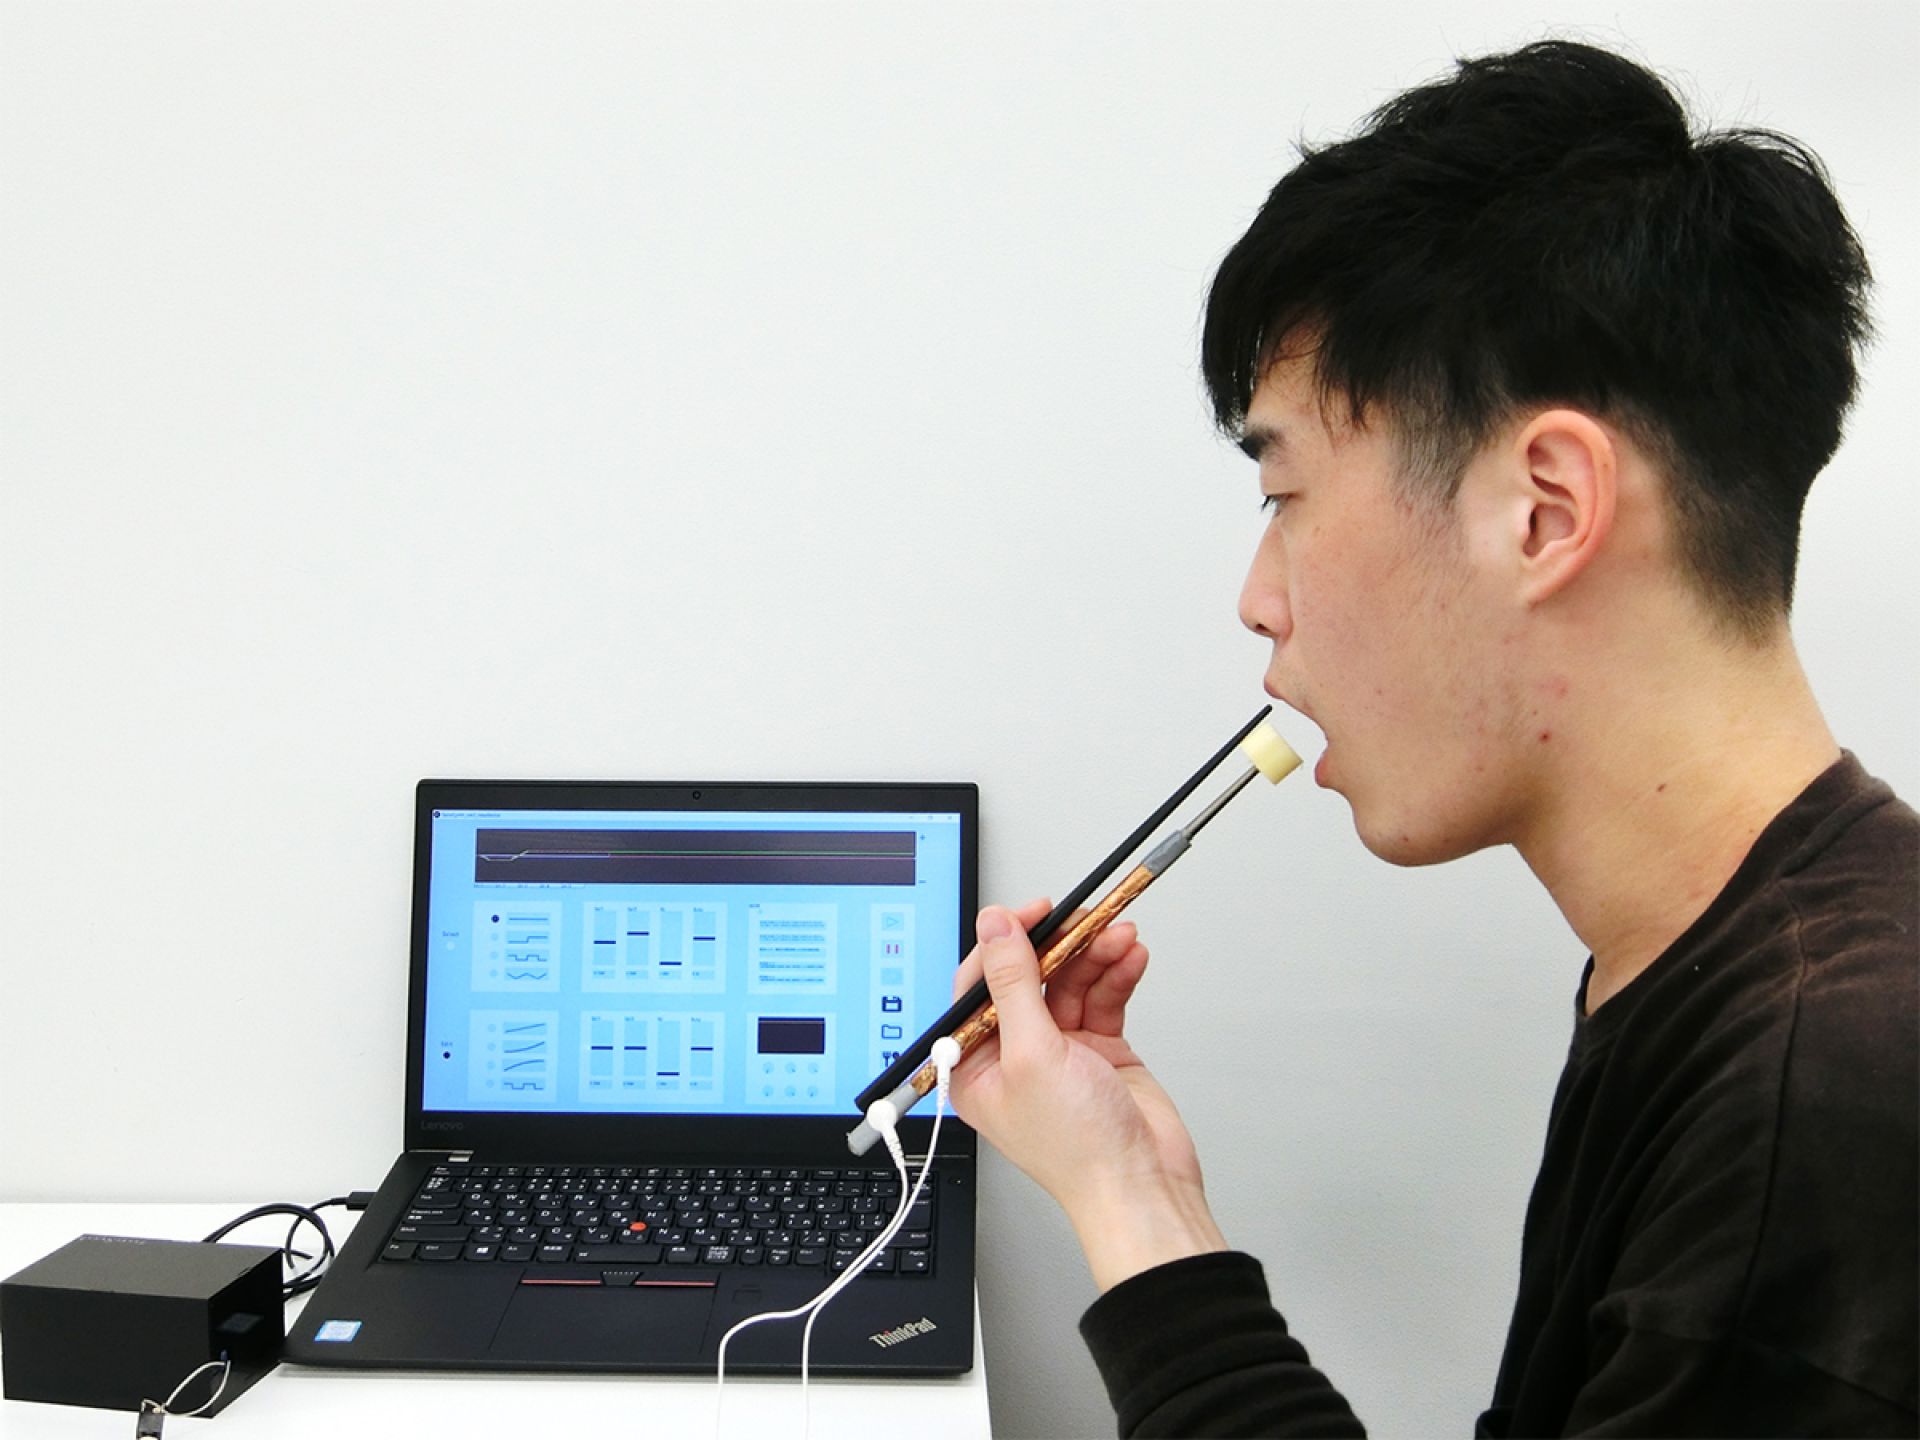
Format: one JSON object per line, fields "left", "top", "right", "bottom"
{"left": 1080, "top": 752, "right": 1918, "bottom": 1436}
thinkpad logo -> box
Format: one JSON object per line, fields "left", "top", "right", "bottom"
{"left": 868, "top": 1316, "right": 939, "bottom": 1349}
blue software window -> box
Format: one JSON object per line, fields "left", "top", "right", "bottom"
{"left": 419, "top": 808, "right": 963, "bottom": 1116}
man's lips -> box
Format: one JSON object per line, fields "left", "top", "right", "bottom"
{"left": 1263, "top": 679, "right": 1312, "bottom": 724}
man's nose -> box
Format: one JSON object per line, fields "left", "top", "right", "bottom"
{"left": 1238, "top": 538, "right": 1292, "bottom": 644}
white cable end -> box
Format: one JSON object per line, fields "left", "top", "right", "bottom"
{"left": 930, "top": 1036, "right": 962, "bottom": 1077}
{"left": 867, "top": 1098, "right": 909, "bottom": 1176}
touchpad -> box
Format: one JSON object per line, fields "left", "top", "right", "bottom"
{"left": 490, "top": 1284, "right": 716, "bottom": 1365}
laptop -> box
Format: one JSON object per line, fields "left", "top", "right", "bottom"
{"left": 285, "top": 777, "right": 979, "bottom": 1376}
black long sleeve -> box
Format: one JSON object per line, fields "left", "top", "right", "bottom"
{"left": 1081, "top": 1250, "right": 1365, "bottom": 1437}
{"left": 1075, "top": 754, "right": 1917, "bottom": 1438}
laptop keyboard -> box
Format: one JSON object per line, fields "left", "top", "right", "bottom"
{"left": 379, "top": 1162, "right": 935, "bottom": 1276}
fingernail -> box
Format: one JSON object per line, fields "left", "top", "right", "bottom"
{"left": 976, "top": 908, "right": 1015, "bottom": 942}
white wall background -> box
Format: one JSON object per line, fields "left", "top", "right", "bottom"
{"left": 3, "top": 3, "right": 1914, "bottom": 1435}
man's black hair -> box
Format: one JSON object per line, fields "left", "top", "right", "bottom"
{"left": 1202, "top": 40, "right": 1873, "bottom": 634}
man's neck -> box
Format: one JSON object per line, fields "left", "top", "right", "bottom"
{"left": 1513, "top": 634, "right": 1838, "bottom": 1015}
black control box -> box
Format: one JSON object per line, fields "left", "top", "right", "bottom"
{"left": 1, "top": 1234, "right": 283, "bottom": 1414}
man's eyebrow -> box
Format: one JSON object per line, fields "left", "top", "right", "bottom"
{"left": 1236, "top": 424, "right": 1285, "bottom": 463}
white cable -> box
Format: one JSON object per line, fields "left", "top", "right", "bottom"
{"left": 713, "top": 1036, "right": 962, "bottom": 1440}
{"left": 156, "top": 1356, "right": 231, "bottom": 1418}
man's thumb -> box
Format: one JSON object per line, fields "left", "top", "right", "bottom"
{"left": 975, "top": 906, "right": 1049, "bottom": 1050}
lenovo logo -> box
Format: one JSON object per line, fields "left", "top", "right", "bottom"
{"left": 869, "top": 1316, "right": 938, "bottom": 1349}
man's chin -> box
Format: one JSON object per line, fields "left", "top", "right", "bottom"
{"left": 1351, "top": 808, "right": 1472, "bottom": 869}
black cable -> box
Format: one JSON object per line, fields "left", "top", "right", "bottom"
{"left": 201, "top": 1202, "right": 338, "bottom": 1299}
{"left": 133, "top": 1194, "right": 369, "bottom": 1430}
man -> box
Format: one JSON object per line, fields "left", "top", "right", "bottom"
{"left": 948, "top": 41, "right": 1918, "bottom": 1437}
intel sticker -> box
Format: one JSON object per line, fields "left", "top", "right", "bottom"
{"left": 314, "top": 1320, "right": 362, "bottom": 1343}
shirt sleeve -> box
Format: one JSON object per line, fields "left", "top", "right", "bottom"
{"left": 1078, "top": 1251, "right": 1367, "bottom": 1437}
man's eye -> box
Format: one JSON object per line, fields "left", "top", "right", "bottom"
{"left": 1260, "top": 494, "right": 1292, "bottom": 516}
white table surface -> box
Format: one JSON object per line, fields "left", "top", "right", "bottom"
{"left": 0, "top": 1203, "right": 989, "bottom": 1439}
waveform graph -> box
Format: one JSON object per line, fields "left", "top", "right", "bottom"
{"left": 471, "top": 1010, "right": 559, "bottom": 1105}
{"left": 473, "top": 828, "right": 916, "bottom": 886}
{"left": 472, "top": 901, "right": 562, "bottom": 992}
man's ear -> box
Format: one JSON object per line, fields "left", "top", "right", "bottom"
{"left": 1509, "top": 409, "right": 1616, "bottom": 606}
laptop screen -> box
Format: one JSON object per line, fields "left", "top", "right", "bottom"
{"left": 415, "top": 791, "right": 970, "bottom": 1120}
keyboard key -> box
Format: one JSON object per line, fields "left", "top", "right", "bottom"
{"left": 571, "top": 1245, "right": 637, "bottom": 1263}
{"left": 394, "top": 1225, "right": 471, "bottom": 1242}
{"left": 416, "top": 1242, "right": 464, "bottom": 1262}
{"left": 381, "top": 1242, "right": 416, "bottom": 1262}
{"left": 900, "top": 1250, "right": 931, "bottom": 1274}
{"left": 462, "top": 1243, "right": 499, "bottom": 1262}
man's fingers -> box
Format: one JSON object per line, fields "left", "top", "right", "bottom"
{"left": 1078, "top": 937, "right": 1150, "bottom": 1036}
{"left": 1041, "top": 921, "right": 1139, "bottom": 1029}
{"left": 971, "top": 904, "right": 1058, "bottom": 1058}
{"left": 953, "top": 898, "right": 1051, "bottom": 1001}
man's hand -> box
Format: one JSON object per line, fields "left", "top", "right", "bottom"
{"left": 947, "top": 900, "right": 1229, "bottom": 1292}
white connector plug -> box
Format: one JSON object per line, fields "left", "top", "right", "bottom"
{"left": 930, "top": 1035, "right": 962, "bottom": 1093}
{"left": 864, "top": 1096, "right": 907, "bottom": 1171}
